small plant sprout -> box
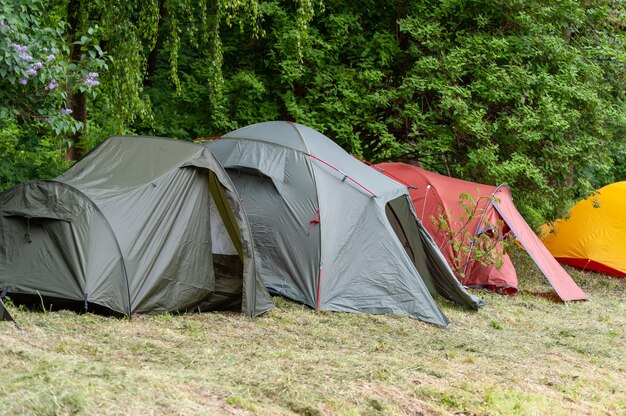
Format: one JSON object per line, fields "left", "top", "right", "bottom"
{"left": 430, "top": 193, "right": 514, "bottom": 281}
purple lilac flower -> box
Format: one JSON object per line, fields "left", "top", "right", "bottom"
{"left": 43, "top": 47, "right": 49, "bottom": 53}
{"left": 46, "top": 79, "right": 58, "bottom": 90}
{"left": 19, "top": 77, "right": 27, "bottom": 85}
{"left": 47, "top": 54, "right": 55, "bottom": 62}
{"left": 83, "top": 72, "right": 100, "bottom": 87}
{"left": 26, "top": 62, "right": 43, "bottom": 76}
{"left": 13, "top": 44, "right": 33, "bottom": 61}
{"left": 61, "top": 108, "right": 73, "bottom": 115}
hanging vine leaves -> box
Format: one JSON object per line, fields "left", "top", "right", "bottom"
{"left": 49, "top": 0, "right": 263, "bottom": 157}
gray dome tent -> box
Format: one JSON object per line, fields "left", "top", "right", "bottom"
{"left": 206, "top": 121, "right": 483, "bottom": 326}
{"left": 0, "top": 136, "right": 273, "bottom": 317}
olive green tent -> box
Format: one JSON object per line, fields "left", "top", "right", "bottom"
{"left": 0, "top": 136, "right": 273, "bottom": 317}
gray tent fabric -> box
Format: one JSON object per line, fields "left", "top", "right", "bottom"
{"left": 0, "top": 136, "right": 273, "bottom": 317}
{"left": 207, "top": 121, "right": 482, "bottom": 326}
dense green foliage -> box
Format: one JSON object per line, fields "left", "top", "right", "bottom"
{"left": 1, "top": 0, "right": 625, "bottom": 226}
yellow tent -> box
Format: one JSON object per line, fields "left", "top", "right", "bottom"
{"left": 541, "top": 182, "right": 626, "bottom": 277}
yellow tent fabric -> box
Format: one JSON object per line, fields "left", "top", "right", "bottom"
{"left": 541, "top": 182, "right": 626, "bottom": 277}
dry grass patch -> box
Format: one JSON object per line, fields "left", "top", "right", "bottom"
{"left": 0, "top": 247, "right": 624, "bottom": 415}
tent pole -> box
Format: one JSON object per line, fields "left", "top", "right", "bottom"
{"left": 421, "top": 185, "right": 431, "bottom": 221}
{"left": 306, "top": 154, "right": 378, "bottom": 198}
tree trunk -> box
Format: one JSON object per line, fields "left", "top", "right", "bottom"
{"left": 145, "top": 0, "right": 166, "bottom": 86}
{"left": 65, "top": 0, "right": 87, "bottom": 161}
{"left": 566, "top": 163, "right": 574, "bottom": 187}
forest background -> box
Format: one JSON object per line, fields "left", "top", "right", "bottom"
{"left": 1, "top": 0, "right": 625, "bottom": 228}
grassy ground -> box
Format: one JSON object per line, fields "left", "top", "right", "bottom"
{"left": 1, "top": 248, "right": 624, "bottom": 416}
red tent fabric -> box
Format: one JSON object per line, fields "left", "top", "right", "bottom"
{"left": 375, "top": 163, "right": 588, "bottom": 301}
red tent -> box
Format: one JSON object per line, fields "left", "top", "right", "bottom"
{"left": 375, "top": 163, "right": 588, "bottom": 302}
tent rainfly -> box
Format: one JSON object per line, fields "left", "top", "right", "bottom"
{"left": 375, "top": 163, "right": 588, "bottom": 302}
{"left": 541, "top": 182, "right": 626, "bottom": 277}
{"left": 0, "top": 136, "right": 273, "bottom": 317}
{"left": 205, "top": 121, "right": 484, "bottom": 327}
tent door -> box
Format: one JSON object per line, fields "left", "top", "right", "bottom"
{"left": 384, "top": 196, "right": 438, "bottom": 295}
{"left": 385, "top": 199, "right": 417, "bottom": 264}
{"left": 0, "top": 214, "right": 87, "bottom": 307}
{"left": 193, "top": 171, "right": 244, "bottom": 311}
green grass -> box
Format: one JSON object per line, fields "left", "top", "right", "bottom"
{"left": 1, "top": 247, "right": 624, "bottom": 415}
